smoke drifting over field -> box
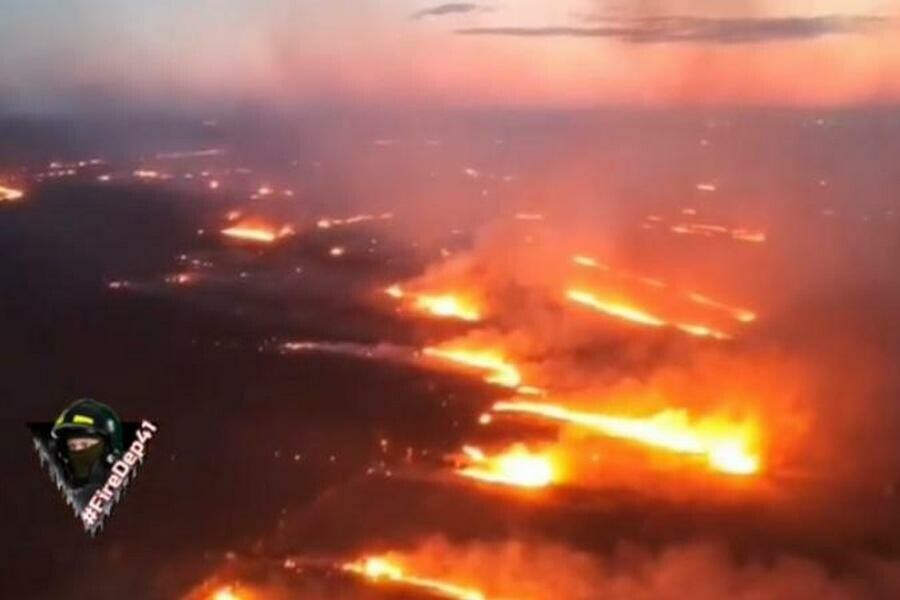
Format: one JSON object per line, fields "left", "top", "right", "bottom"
{"left": 3, "top": 107, "right": 900, "bottom": 599}
{"left": 70, "top": 109, "right": 889, "bottom": 599}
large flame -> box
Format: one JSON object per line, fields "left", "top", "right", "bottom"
{"left": 414, "top": 294, "right": 482, "bottom": 322}
{"left": 493, "top": 401, "right": 760, "bottom": 475}
{"left": 387, "top": 286, "right": 483, "bottom": 322}
{"left": 568, "top": 289, "right": 732, "bottom": 340}
{"left": 570, "top": 255, "right": 757, "bottom": 326}
{"left": 457, "top": 444, "right": 557, "bottom": 488}
{"left": 567, "top": 289, "right": 666, "bottom": 327}
{"left": 343, "top": 556, "right": 486, "bottom": 600}
{"left": 423, "top": 347, "right": 522, "bottom": 388}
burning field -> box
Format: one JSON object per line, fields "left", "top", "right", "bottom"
{"left": 3, "top": 110, "right": 900, "bottom": 600}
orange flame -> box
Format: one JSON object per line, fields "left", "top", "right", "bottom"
{"left": 568, "top": 289, "right": 732, "bottom": 340}
{"left": 0, "top": 184, "right": 24, "bottom": 202}
{"left": 343, "top": 556, "right": 486, "bottom": 600}
{"left": 674, "top": 323, "right": 732, "bottom": 341}
{"left": 385, "top": 284, "right": 405, "bottom": 299}
{"left": 457, "top": 444, "right": 557, "bottom": 488}
{"left": 385, "top": 286, "right": 483, "bottom": 322}
{"left": 414, "top": 294, "right": 482, "bottom": 322}
{"left": 221, "top": 226, "right": 276, "bottom": 243}
{"left": 210, "top": 587, "right": 242, "bottom": 600}
{"left": 221, "top": 220, "right": 293, "bottom": 244}
{"left": 570, "top": 255, "right": 756, "bottom": 326}
{"left": 686, "top": 292, "right": 757, "bottom": 323}
{"left": 317, "top": 213, "right": 393, "bottom": 229}
{"left": 567, "top": 289, "right": 666, "bottom": 327}
{"left": 423, "top": 346, "right": 522, "bottom": 388}
{"left": 493, "top": 401, "right": 760, "bottom": 475}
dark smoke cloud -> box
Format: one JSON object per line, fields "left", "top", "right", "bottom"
{"left": 457, "top": 15, "right": 889, "bottom": 44}
{"left": 412, "top": 3, "right": 483, "bottom": 20}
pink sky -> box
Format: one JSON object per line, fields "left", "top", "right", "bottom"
{"left": 1, "top": 1, "right": 899, "bottom": 111}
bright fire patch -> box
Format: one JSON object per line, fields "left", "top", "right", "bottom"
{"left": 414, "top": 294, "right": 482, "bottom": 322}
{"left": 0, "top": 184, "right": 24, "bottom": 201}
{"left": 423, "top": 347, "right": 522, "bottom": 388}
{"left": 221, "top": 220, "right": 293, "bottom": 244}
{"left": 385, "top": 286, "right": 482, "bottom": 322}
{"left": 567, "top": 289, "right": 666, "bottom": 327}
{"left": 457, "top": 444, "right": 556, "bottom": 488}
{"left": 493, "top": 400, "right": 760, "bottom": 475}
{"left": 343, "top": 556, "right": 486, "bottom": 600}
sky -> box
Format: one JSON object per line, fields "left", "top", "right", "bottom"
{"left": 1, "top": 0, "right": 900, "bottom": 113}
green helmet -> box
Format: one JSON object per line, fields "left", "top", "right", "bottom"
{"left": 52, "top": 398, "right": 125, "bottom": 455}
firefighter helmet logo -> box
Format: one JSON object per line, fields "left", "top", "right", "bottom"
{"left": 28, "top": 399, "right": 158, "bottom": 536}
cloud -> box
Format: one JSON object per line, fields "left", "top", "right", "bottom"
{"left": 413, "top": 3, "right": 482, "bottom": 21}
{"left": 456, "top": 15, "right": 889, "bottom": 44}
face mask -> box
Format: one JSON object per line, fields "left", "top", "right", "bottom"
{"left": 68, "top": 441, "right": 105, "bottom": 483}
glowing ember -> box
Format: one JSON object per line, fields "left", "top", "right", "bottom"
{"left": 210, "top": 587, "right": 241, "bottom": 600}
{"left": 567, "top": 289, "right": 666, "bottom": 327}
{"left": 221, "top": 226, "right": 277, "bottom": 243}
{"left": 221, "top": 219, "right": 293, "bottom": 244}
{"left": 0, "top": 184, "right": 25, "bottom": 201}
{"left": 384, "top": 284, "right": 404, "bottom": 299}
{"left": 317, "top": 213, "right": 393, "bottom": 229}
{"left": 457, "top": 444, "right": 556, "bottom": 488}
{"left": 423, "top": 347, "right": 522, "bottom": 388}
{"left": 166, "top": 273, "right": 194, "bottom": 285}
{"left": 571, "top": 255, "right": 609, "bottom": 270}
{"left": 133, "top": 169, "right": 161, "bottom": 179}
{"left": 329, "top": 246, "right": 346, "bottom": 257}
{"left": 343, "top": 556, "right": 485, "bottom": 600}
{"left": 514, "top": 213, "right": 544, "bottom": 221}
{"left": 493, "top": 401, "right": 760, "bottom": 475}
{"left": 413, "top": 294, "right": 481, "bottom": 322}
